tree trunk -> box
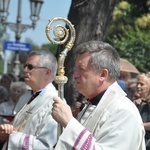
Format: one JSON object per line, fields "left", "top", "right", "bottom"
{"left": 58, "top": 0, "right": 117, "bottom": 107}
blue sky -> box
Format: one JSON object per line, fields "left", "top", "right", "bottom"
{"left": 6, "top": 0, "right": 71, "bottom": 46}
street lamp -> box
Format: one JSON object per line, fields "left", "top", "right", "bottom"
{"left": 0, "top": 0, "right": 44, "bottom": 76}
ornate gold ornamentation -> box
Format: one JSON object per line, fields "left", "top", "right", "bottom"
{"left": 45, "top": 17, "right": 76, "bottom": 99}
{"left": 45, "top": 17, "right": 76, "bottom": 138}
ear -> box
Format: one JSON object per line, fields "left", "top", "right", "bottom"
{"left": 100, "top": 69, "right": 108, "bottom": 79}
{"left": 45, "top": 69, "right": 52, "bottom": 79}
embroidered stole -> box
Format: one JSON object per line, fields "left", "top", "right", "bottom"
{"left": 79, "top": 84, "right": 125, "bottom": 134}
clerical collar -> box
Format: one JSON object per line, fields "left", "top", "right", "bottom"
{"left": 31, "top": 90, "right": 42, "bottom": 95}
{"left": 88, "top": 90, "right": 106, "bottom": 105}
{"left": 27, "top": 91, "right": 41, "bottom": 104}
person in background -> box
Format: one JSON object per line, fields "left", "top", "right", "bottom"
{"left": 0, "top": 50, "right": 58, "bottom": 150}
{"left": 52, "top": 41, "right": 145, "bottom": 150}
{"left": 0, "top": 86, "right": 9, "bottom": 104}
{"left": 119, "top": 71, "right": 130, "bottom": 82}
{"left": 72, "top": 94, "right": 88, "bottom": 118}
{"left": 10, "top": 81, "right": 28, "bottom": 115}
{"left": 0, "top": 81, "right": 28, "bottom": 124}
{"left": 0, "top": 85, "right": 11, "bottom": 149}
{"left": 133, "top": 72, "right": 150, "bottom": 149}
{"left": 126, "top": 78, "right": 137, "bottom": 101}
{"left": 0, "top": 73, "right": 18, "bottom": 93}
{"left": 0, "top": 86, "right": 10, "bottom": 124}
{"left": 117, "top": 79, "right": 127, "bottom": 92}
{"left": 12, "top": 84, "right": 31, "bottom": 115}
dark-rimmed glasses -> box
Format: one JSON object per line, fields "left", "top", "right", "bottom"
{"left": 24, "top": 64, "right": 47, "bottom": 70}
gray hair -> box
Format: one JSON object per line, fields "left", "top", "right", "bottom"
{"left": 75, "top": 41, "right": 120, "bottom": 81}
{"left": 28, "top": 50, "right": 58, "bottom": 82}
{"left": 10, "top": 81, "right": 28, "bottom": 94}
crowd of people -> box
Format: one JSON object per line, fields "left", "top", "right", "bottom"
{"left": 0, "top": 74, "right": 29, "bottom": 124}
{"left": 0, "top": 41, "right": 149, "bottom": 150}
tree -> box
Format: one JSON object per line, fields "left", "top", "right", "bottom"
{"left": 106, "top": 0, "right": 150, "bottom": 73}
{"left": 41, "top": 43, "right": 58, "bottom": 55}
{"left": 56, "top": 0, "right": 117, "bottom": 106}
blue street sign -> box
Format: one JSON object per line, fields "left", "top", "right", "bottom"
{"left": 3, "top": 41, "right": 30, "bottom": 52}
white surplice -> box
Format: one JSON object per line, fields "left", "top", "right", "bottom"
{"left": 3, "top": 83, "right": 58, "bottom": 150}
{"left": 55, "top": 82, "right": 146, "bottom": 150}
{"left": 13, "top": 91, "right": 32, "bottom": 115}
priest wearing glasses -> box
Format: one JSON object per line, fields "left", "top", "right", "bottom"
{"left": 0, "top": 50, "right": 58, "bottom": 150}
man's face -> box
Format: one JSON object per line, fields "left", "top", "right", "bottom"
{"left": 24, "top": 55, "right": 47, "bottom": 90}
{"left": 73, "top": 52, "right": 101, "bottom": 99}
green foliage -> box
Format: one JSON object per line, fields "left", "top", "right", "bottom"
{"left": 108, "top": 25, "right": 150, "bottom": 72}
{"left": 106, "top": 0, "right": 150, "bottom": 73}
{"left": 25, "top": 38, "right": 41, "bottom": 51}
{"left": 25, "top": 37, "right": 58, "bottom": 55}
{"left": 136, "top": 13, "right": 150, "bottom": 29}
{"left": 113, "top": 1, "right": 132, "bottom": 21}
{"left": 41, "top": 43, "right": 58, "bottom": 56}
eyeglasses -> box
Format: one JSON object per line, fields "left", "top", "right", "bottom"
{"left": 24, "top": 64, "right": 47, "bottom": 70}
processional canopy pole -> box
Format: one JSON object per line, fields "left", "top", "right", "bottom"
{"left": 45, "top": 17, "right": 76, "bottom": 137}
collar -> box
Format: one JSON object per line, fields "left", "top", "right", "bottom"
{"left": 31, "top": 83, "right": 54, "bottom": 95}
{"left": 88, "top": 90, "right": 106, "bottom": 105}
